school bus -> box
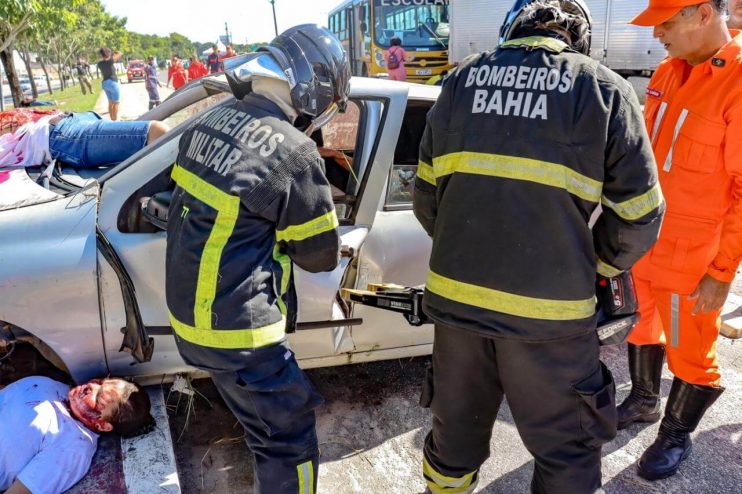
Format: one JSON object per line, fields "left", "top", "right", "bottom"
{"left": 328, "top": 0, "right": 452, "bottom": 83}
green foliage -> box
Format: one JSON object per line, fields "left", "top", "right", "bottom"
{"left": 36, "top": 77, "right": 101, "bottom": 112}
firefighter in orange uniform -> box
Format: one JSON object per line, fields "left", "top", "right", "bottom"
{"left": 619, "top": 0, "right": 742, "bottom": 481}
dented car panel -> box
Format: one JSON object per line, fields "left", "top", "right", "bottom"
{"left": 0, "top": 75, "right": 439, "bottom": 382}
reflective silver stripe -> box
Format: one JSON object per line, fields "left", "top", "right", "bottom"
{"left": 663, "top": 109, "right": 688, "bottom": 172}
{"left": 651, "top": 101, "right": 668, "bottom": 144}
{"left": 671, "top": 293, "right": 680, "bottom": 348}
{"left": 301, "top": 461, "right": 312, "bottom": 494}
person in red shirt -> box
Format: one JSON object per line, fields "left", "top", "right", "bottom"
{"left": 187, "top": 56, "right": 208, "bottom": 80}
{"left": 167, "top": 54, "right": 188, "bottom": 90}
{"left": 223, "top": 45, "right": 237, "bottom": 60}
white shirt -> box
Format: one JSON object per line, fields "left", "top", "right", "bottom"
{"left": 0, "top": 116, "right": 53, "bottom": 168}
{"left": 0, "top": 377, "right": 98, "bottom": 494}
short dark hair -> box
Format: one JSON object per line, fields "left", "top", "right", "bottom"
{"left": 99, "top": 47, "right": 112, "bottom": 58}
{"left": 106, "top": 381, "right": 155, "bottom": 438}
{"left": 390, "top": 36, "right": 402, "bottom": 46}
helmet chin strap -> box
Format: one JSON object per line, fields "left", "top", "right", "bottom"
{"left": 252, "top": 77, "right": 299, "bottom": 123}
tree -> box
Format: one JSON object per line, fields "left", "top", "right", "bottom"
{"left": 0, "top": 0, "right": 47, "bottom": 106}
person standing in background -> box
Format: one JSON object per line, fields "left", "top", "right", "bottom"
{"left": 75, "top": 56, "right": 93, "bottom": 95}
{"left": 207, "top": 45, "right": 222, "bottom": 74}
{"left": 167, "top": 54, "right": 188, "bottom": 90}
{"left": 384, "top": 36, "right": 407, "bottom": 81}
{"left": 223, "top": 45, "right": 238, "bottom": 60}
{"left": 187, "top": 55, "right": 208, "bottom": 80}
{"left": 97, "top": 48, "right": 122, "bottom": 121}
{"left": 144, "top": 56, "right": 162, "bottom": 110}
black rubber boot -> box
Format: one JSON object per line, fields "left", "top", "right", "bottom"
{"left": 617, "top": 344, "right": 665, "bottom": 430}
{"left": 637, "top": 378, "right": 724, "bottom": 480}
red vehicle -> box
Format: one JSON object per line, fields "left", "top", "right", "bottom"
{"left": 127, "top": 60, "right": 145, "bottom": 83}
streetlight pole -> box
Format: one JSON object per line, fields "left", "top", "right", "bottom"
{"left": 270, "top": 0, "right": 278, "bottom": 37}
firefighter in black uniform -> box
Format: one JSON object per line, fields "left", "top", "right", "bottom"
{"left": 413, "top": 1, "right": 665, "bottom": 492}
{"left": 165, "top": 25, "right": 350, "bottom": 493}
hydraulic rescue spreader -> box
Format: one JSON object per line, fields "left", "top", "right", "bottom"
{"left": 342, "top": 271, "right": 639, "bottom": 346}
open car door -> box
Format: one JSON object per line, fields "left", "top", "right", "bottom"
{"left": 95, "top": 76, "right": 408, "bottom": 377}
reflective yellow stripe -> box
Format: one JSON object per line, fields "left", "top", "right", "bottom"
{"left": 597, "top": 258, "right": 623, "bottom": 278}
{"left": 169, "top": 313, "right": 286, "bottom": 349}
{"left": 602, "top": 182, "right": 664, "bottom": 221}
{"left": 426, "top": 270, "right": 595, "bottom": 321}
{"left": 501, "top": 35, "right": 569, "bottom": 53}
{"left": 273, "top": 244, "right": 291, "bottom": 315}
{"left": 432, "top": 152, "right": 602, "bottom": 203}
{"left": 297, "top": 460, "right": 313, "bottom": 494}
{"left": 172, "top": 165, "right": 241, "bottom": 329}
{"left": 275, "top": 210, "right": 339, "bottom": 243}
{"left": 423, "top": 457, "right": 477, "bottom": 493}
{"left": 417, "top": 160, "right": 435, "bottom": 185}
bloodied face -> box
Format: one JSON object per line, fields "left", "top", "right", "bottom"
{"left": 67, "top": 378, "right": 130, "bottom": 432}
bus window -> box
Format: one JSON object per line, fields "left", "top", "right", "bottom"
{"left": 373, "top": 0, "right": 449, "bottom": 49}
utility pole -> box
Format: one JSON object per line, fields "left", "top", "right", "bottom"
{"left": 270, "top": 0, "right": 278, "bottom": 37}
{"left": 224, "top": 22, "right": 231, "bottom": 45}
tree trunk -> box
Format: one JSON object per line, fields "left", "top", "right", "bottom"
{"left": 56, "top": 61, "right": 65, "bottom": 91}
{"left": 19, "top": 46, "right": 38, "bottom": 98}
{"left": 39, "top": 57, "right": 52, "bottom": 95}
{"left": 0, "top": 48, "right": 23, "bottom": 108}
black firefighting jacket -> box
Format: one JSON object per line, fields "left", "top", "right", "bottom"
{"left": 166, "top": 94, "right": 340, "bottom": 368}
{"left": 413, "top": 36, "right": 665, "bottom": 341}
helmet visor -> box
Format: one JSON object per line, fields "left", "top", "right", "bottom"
{"left": 223, "top": 52, "right": 288, "bottom": 84}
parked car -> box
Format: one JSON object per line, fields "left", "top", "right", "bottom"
{"left": 127, "top": 60, "right": 146, "bottom": 83}
{"left": 0, "top": 75, "right": 437, "bottom": 383}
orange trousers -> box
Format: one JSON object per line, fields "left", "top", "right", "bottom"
{"left": 627, "top": 273, "right": 721, "bottom": 386}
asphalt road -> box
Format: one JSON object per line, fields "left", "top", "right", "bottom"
{"left": 166, "top": 336, "right": 742, "bottom": 494}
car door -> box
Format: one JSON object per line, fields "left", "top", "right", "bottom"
{"left": 346, "top": 86, "right": 439, "bottom": 356}
{"left": 95, "top": 77, "right": 409, "bottom": 378}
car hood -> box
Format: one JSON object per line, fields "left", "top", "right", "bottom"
{"left": 0, "top": 169, "right": 60, "bottom": 211}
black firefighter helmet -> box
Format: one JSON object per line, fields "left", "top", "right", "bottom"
{"left": 224, "top": 24, "right": 351, "bottom": 133}
{"left": 499, "top": 0, "right": 593, "bottom": 55}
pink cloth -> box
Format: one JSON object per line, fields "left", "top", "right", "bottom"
{"left": 0, "top": 171, "right": 9, "bottom": 184}
{"left": 384, "top": 46, "right": 407, "bottom": 81}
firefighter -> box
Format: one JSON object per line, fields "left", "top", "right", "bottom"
{"left": 618, "top": 0, "right": 741, "bottom": 481}
{"left": 165, "top": 24, "right": 350, "bottom": 493}
{"left": 413, "top": 1, "right": 665, "bottom": 492}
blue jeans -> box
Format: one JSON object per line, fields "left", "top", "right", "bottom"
{"left": 49, "top": 112, "right": 151, "bottom": 168}
{"left": 102, "top": 78, "right": 120, "bottom": 102}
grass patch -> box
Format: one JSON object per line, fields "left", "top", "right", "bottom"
{"left": 36, "top": 80, "right": 102, "bottom": 112}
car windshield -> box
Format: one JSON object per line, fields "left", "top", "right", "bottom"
{"left": 130, "top": 63, "right": 144, "bottom": 68}
{"left": 373, "top": 0, "right": 449, "bottom": 49}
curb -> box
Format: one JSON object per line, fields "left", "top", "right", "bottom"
{"left": 121, "top": 386, "right": 181, "bottom": 493}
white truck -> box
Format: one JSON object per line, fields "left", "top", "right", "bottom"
{"left": 449, "top": 0, "right": 666, "bottom": 76}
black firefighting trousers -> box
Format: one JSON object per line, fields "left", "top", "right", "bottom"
{"left": 422, "top": 323, "right": 617, "bottom": 494}
{"left": 208, "top": 344, "right": 323, "bottom": 494}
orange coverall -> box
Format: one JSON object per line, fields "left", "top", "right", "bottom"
{"left": 630, "top": 31, "right": 742, "bottom": 386}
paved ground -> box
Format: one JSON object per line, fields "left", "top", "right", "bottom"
{"left": 93, "top": 71, "right": 173, "bottom": 120}
{"left": 167, "top": 337, "right": 742, "bottom": 494}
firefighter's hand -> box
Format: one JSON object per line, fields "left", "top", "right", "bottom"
{"left": 689, "top": 274, "right": 731, "bottom": 315}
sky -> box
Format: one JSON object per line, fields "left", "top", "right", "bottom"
{"left": 101, "top": 0, "right": 343, "bottom": 45}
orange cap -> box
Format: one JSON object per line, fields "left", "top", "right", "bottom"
{"left": 630, "top": 0, "right": 703, "bottom": 26}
